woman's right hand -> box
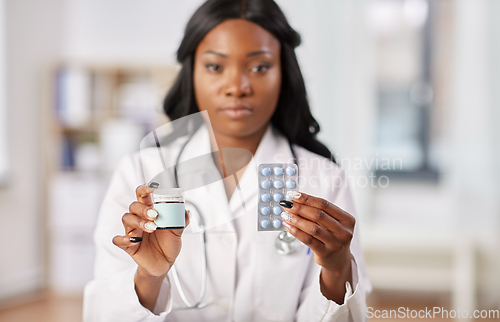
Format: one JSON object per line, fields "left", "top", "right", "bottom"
{"left": 112, "top": 182, "right": 190, "bottom": 278}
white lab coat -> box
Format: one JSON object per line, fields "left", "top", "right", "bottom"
{"left": 83, "top": 122, "right": 371, "bottom": 322}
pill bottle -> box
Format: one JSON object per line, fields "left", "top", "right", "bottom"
{"left": 152, "top": 188, "right": 185, "bottom": 229}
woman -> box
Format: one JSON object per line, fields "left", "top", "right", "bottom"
{"left": 83, "top": 0, "right": 370, "bottom": 321}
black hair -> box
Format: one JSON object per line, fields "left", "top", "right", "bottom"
{"left": 163, "top": 0, "right": 336, "bottom": 163}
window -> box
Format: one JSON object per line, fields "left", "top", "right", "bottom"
{"left": 368, "top": 0, "right": 440, "bottom": 180}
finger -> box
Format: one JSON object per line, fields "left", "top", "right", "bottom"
{"left": 284, "top": 191, "right": 356, "bottom": 228}
{"left": 185, "top": 209, "right": 191, "bottom": 227}
{"left": 282, "top": 200, "right": 354, "bottom": 245}
{"left": 122, "top": 212, "right": 157, "bottom": 233}
{"left": 281, "top": 211, "right": 339, "bottom": 248}
{"left": 129, "top": 201, "right": 159, "bottom": 221}
{"left": 135, "top": 182, "right": 160, "bottom": 205}
{"left": 280, "top": 199, "right": 346, "bottom": 237}
{"left": 112, "top": 234, "right": 143, "bottom": 249}
{"left": 281, "top": 220, "right": 327, "bottom": 256}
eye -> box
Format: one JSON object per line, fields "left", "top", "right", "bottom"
{"left": 205, "top": 63, "right": 221, "bottom": 72}
{"left": 251, "top": 64, "right": 270, "bottom": 73}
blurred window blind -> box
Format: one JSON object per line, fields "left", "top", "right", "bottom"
{"left": 0, "top": 0, "right": 7, "bottom": 185}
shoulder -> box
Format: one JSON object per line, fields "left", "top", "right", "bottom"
{"left": 114, "top": 134, "right": 189, "bottom": 184}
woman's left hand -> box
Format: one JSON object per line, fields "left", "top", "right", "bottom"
{"left": 280, "top": 191, "right": 355, "bottom": 303}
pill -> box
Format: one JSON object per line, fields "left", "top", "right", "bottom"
{"left": 258, "top": 163, "right": 298, "bottom": 231}
{"left": 273, "top": 180, "right": 283, "bottom": 189}
{"left": 273, "top": 193, "right": 283, "bottom": 202}
{"left": 261, "top": 193, "right": 271, "bottom": 202}
{"left": 261, "top": 179, "right": 271, "bottom": 189}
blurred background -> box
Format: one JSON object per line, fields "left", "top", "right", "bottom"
{"left": 0, "top": 0, "right": 499, "bottom": 321}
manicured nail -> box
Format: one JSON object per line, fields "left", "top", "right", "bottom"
{"left": 281, "top": 211, "right": 291, "bottom": 222}
{"left": 148, "top": 182, "right": 159, "bottom": 192}
{"left": 286, "top": 191, "right": 301, "bottom": 199}
{"left": 147, "top": 208, "right": 158, "bottom": 219}
{"left": 283, "top": 221, "right": 292, "bottom": 230}
{"left": 130, "top": 237, "right": 143, "bottom": 243}
{"left": 279, "top": 200, "right": 293, "bottom": 209}
{"left": 144, "top": 221, "right": 157, "bottom": 231}
{"left": 186, "top": 209, "right": 191, "bottom": 217}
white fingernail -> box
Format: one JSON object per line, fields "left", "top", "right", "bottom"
{"left": 147, "top": 208, "right": 158, "bottom": 219}
{"left": 286, "top": 191, "right": 301, "bottom": 199}
{"left": 281, "top": 211, "right": 291, "bottom": 222}
{"left": 283, "top": 221, "right": 292, "bottom": 230}
{"left": 145, "top": 221, "right": 157, "bottom": 231}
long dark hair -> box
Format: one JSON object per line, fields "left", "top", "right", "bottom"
{"left": 163, "top": 0, "right": 336, "bottom": 163}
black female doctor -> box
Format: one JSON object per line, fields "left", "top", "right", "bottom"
{"left": 84, "top": 0, "right": 369, "bottom": 321}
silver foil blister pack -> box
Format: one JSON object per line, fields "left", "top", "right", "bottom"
{"left": 257, "top": 163, "right": 298, "bottom": 231}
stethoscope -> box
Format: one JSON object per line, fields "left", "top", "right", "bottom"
{"left": 154, "top": 127, "right": 303, "bottom": 309}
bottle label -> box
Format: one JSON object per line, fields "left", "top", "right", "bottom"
{"left": 153, "top": 202, "right": 185, "bottom": 229}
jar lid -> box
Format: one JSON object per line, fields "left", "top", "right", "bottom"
{"left": 153, "top": 188, "right": 184, "bottom": 197}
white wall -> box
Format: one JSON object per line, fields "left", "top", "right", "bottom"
{"left": 445, "top": 0, "right": 500, "bottom": 307}
{"left": 0, "top": 0, "right": 8, "bottom": 184}
{"left": 62, "top": 0, "right": 206, "bottom": 64}
{"left": 447, "top": 0, "right": 498, "bottom": 232}
{"left": 0, "top": 0, "right": 66, "bottom": 300}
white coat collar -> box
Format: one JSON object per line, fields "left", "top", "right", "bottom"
{"left": 227, "top": 123, "right": 295, "bottom": 218}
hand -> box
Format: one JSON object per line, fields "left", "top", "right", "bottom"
{"left": 280, "top": 191, "right": 355, "bottom": 302}
{"left": 112, "top": 182, "right": 190, "bottom": 278}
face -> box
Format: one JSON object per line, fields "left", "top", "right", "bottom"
{"left": 193, "top": 19, "right": 282, "bottom": 140}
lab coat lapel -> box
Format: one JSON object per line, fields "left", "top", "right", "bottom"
{"left": 169, "top": 123, "right": 238, "bottom": 314}
{"left": 177, "top": 123, "right": 235, "bottom": 233}
{"left": 228, "top": 124, "right": 295, "bottom": 218}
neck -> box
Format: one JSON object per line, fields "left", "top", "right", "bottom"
{"left": 209, "top": 124, "right": 269, "bottom": 201}
{"left": 211, "top": 124, "right": 269, "bottom": 156}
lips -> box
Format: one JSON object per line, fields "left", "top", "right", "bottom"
{"left": 218, "top": 104, "right": 253, "bottom": 119}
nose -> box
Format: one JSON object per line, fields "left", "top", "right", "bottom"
{"left": 224, "top": 69, "right": 251, "bottom": 97}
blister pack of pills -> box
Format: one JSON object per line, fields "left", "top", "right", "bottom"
{"left": 257, "top": 163, "right": 298, "bottom": 231}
